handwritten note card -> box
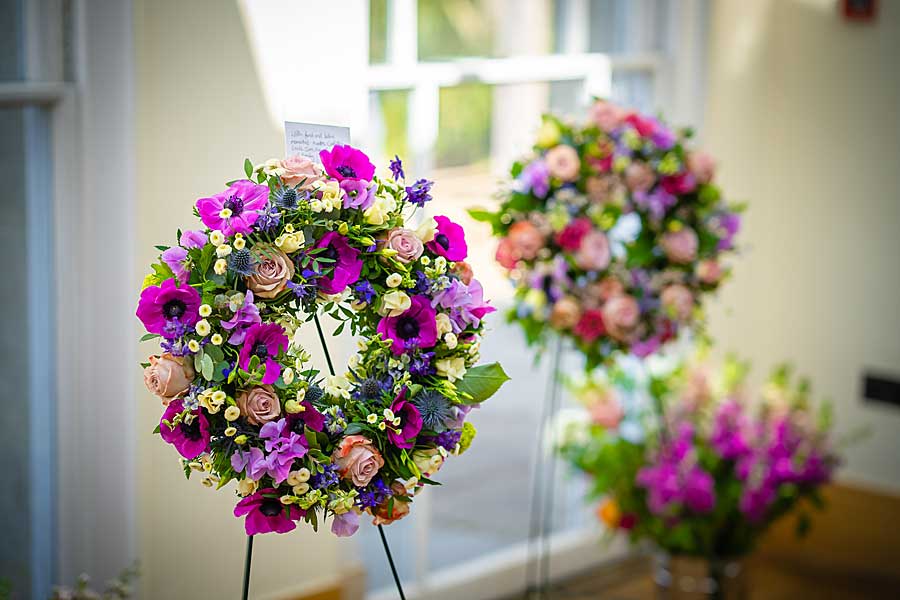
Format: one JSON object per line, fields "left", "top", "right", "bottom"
{"left": 284, "top": 121, "right": 351, "bottom": 162}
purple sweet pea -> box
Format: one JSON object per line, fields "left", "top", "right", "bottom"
{"left": 315, "top": 231, "right": 363, "bottom": 294}
{"left": 426, "top": 215, "right": 468, "bottom": 262}
{"left": 136, "top": 278, "right": 201, "bottom": 337}
{"left": 196, "top": 180, "right": 269, "bottom": 237}
{"left": 340, "top": 178, "right": 376, "bottom": 210}
{"left": 633, "top": 187, "right": 677, "bottom": 221}
{"left": 234, "top": 489, "right": 304, "bottom": 535}
{"left": 388, "top": 388, "right": 423, "bottom": 449}
{"left": 220, "top": 291, "right": 262, "bottom": 344}
{"left": 319, "top": 145, "right": 375, "bottom": 182}
{"left": 179, "top": 229, "right": 208, "bottom": 249}
{"left": 331, "top": 511, "right": 360, "bottom": 537}
{"left": 519, "top": 159, "right": 550, "bottom": 198}
{"left": 238, "top": 323, "right": 289, "bottom": 384}
{"left": 431, "top": 278, "right": 496, "bottom": 332}
{"left": 158, "top": 399, "right": 209, "bottom": 459}
{"left": 258, "top": 418, "right": 309, "bottom": 483}
{"left": 161, "top": 246, "right": 190, "bottom": 284}
{"left": 714, "top": 212, "right": 741, "bottom": 250}
{"left": 377, "top": 295, "right": 439, "bottom": 355}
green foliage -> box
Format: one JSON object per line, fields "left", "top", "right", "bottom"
{"left": 454, "top": 362, "right": 510, "bottom": 403}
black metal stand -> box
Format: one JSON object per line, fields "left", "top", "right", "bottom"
{"left": 313, "top": 314, "right": 407, "bottom": 600}
{"left": 524, "top": 336, "right": 565, "bottom": 599}
{"left": 241, "top": 534, "right": 254, "bottom": 600}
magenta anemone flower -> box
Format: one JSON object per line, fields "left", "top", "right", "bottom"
{"left": 340, "top": 178, "right": 375, "bottom": 210}
{"left": 159, "top": 399, "right": 209, "bottom": 459}
{"left": 238, "top": 323, "right": 289, "bottom": 384}
{"left": 427, "top": 215, "right": 468, "bottom": 262}
{"left": 388, "top": 388, "right": 423, "bottom": 449}
{"left": 196, "top": 180, "right": 269, "bottom": 236}
{"left": 319, "top": 145, "right": 375, "bottom": 182}
{"left": 285, "top": 400, "right": 326, "bottom": 432}
{"left": 234, "top": 489, "right": 304, "bottom": 535}
{"left": 315, "top": 231, "right": 363, "bottom": 294}
{"left": 377, "top": 295, "right": 438, "bottom": 355}
{"left": 136, "top": 278, "right": 201, "bottom": 337}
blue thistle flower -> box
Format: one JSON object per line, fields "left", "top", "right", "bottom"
{"left": 413, "top": 390, "right": 452, "bottom": 432}
{"left": 227, "top": 248, "right": 255, "bottom": 276}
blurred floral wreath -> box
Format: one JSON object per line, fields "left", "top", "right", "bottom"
{"left": 137, "top": 145, "right": 508, "bottom": 537}
{"left": 471, "top": 100, "right": 743, "bottom": 368}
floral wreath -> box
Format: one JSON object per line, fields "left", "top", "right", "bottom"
{"left": 137, "top": 145, "right": 508, "bottom": 537}
{"left": 471, "top": 100, "right": 743, "bottom": 368}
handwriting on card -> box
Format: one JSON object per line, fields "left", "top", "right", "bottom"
{"left": 284, "top": 122, "right": 351, "bottom": 162}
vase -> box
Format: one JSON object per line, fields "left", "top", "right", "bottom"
{"left": 653, "top": 553, "right": 748, "bottom": 600}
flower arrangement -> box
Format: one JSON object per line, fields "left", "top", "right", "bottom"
{"left": 471, "top": 100, "right": 743, "bottom": 367}
{"left": 556, "top": 349, "right": 839, "bottom": 558}
{"left": 137, "top": 146, "right": 508, "bottom": 537}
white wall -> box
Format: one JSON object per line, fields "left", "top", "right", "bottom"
{"left": 703, "top": 0, "right": 900, "bottom": 490}
{"left": 133, "top": 1, "right": 356, "bottom": 597}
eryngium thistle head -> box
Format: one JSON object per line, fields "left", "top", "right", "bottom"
{"left": 412, "top": 390, "right": 452, "bottom": 432}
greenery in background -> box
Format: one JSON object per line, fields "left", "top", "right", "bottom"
{"left": 49, "top": 564, "right": 139, "bottom": 600}
{"left": 370, "top": 0, "right": 498, "bottom": 169}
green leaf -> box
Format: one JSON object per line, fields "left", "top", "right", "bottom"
{"left": 140, "top": 333, "right": 160, "bottom": 342}
{"left": 467, "top": 208, "right": 496, "bottom": 223}
{"left": 201, "top": 354, "right": 214, "bottom": 380}
{"left": 454, "top": 362, "right": 510, "bottom": 403}
{"left": 213, "top": 361, "right": 230, "bottom": 382}
{"left": 244, "top": 158, "right": 253, "bottom": 179}
{"left": 205, "top": 344, "right": 224, "bottom": 363}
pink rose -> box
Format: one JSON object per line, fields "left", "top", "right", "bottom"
{"left": 385, "top": 228, "right": 424, "bottom": 263}
{"left": 661, "top": 284, "right": 694, "bottom": 322}
{"left": 601, "top": 295, "right": 640, "bottom": 342}
{"left": 143, "top": 353, "right": 195, "bottom": 405}
{"left": 333, "top": 435, "right": 385, "bottom": 487}
{"left": 590, "top": 100, "right": 626, "bottom": 132}
{"left": 624, "top": 162, "right": 655, "bottom": 192}
{"left": 661, "top": 228, "right": 698, "bottom": 264}
{"left": 584, "top": 389, "right": 624, "bottom": 429}
{"left": 575, "top": 231, "right": 611, "bottom": 271}
{"left": 281, "top": 155, "right": 323, "bottom": 189}
{"left": 544, "top": 145, "right": 581, "bottom": 181}
{"left": 247, "top": 244, "right": 295, "bottom": 299}
{"left": 506, "top": 220, "right": 545, "bottom": 262}
{"left": 549, "top": 296, "right": 582, "bottom": 329}
{"left": 696, "top": 259, "right": 723, "bottom": 285}
{"left": 687, "top": 151, "right": 716, "bottom": 185}
{"left": 236, "top": 385, "right": 282, "bottom": 426}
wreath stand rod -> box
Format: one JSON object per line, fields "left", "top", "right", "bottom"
{"left": 241, "top": 534, "right": 254, "bottom": 600}
{"left": 524, "top": 335, "right": 564, "bottom": 599}
{"left": 313, "top": 314, "right": 408, "bottom": 600}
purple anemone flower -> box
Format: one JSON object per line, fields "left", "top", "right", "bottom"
{"left": 159, "top": 399, "right": 209, "bottom": 459}
{"left": 136, "top": 278, "right": 201, "bottom": 337}
{"left": 388, "top": 388, "right": 423, "bottom": 449}
{"left": 196, "top": 180, "right": 269, "bottom": 236}
{"left": 238, "top": 323, "right": 289, "bottom": 384}
{"left": 319, "top": 145, "right": 375, "bottom": 182}
{"left": 427, "top": 215, "right": 468, "bottom": 262}
{"left": 161, "top": 246, "right": 190, "bottom": 284}
{"left": 234, "top": 489, "right": 304, "bottom": 535}
{"left": 377, "top": 295, "right": 438, "bottom": 355}
{"left": 315, "top": 231, "right": 363, "bottom": 294}
{"left": 340, "top": 178, "right": 376, "bottom": 210}
{"left": 220, "top": 291, "right": 262, "bottom": 345}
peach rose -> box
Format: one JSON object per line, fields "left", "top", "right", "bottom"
{"left": 549, "top": 296, "right": 582, "bottom": 329}
{"left": 624, "top": 162, "right": 655, "bottom": 192}
{"left": 143, "top": 353, "right": 194, "bottom": 405}
{"left": 660, "top": 228, "right": 698, "bottom": 264}
{"left": 495, "top": 238, "right": 517, "bottom": 269}
{"left": 281, "top": 155, "right": 323, "bottom": 189}
{"left": 601, "top": 295, "right": 640, "bottom": 342}
{"left": 385, "top": 228, "right": 424, "bottom": 263}
{"left": 333, "top": 435, "right": 384, "bottom": 487}
{"left": 247, "top": 244, "right": 295, "bottom": 298}
{"left": 575, "top": 231, "right": 611, "bottom": 271}
{"left": 452, "top": 260, "right": 474, "bottom": 285}
{"left": 696, "top": 259, "right": 723, "bottom": 285}
{"left": 687, "top": 151, "right": 716, "bottom": 185}
{"left": 590, "top": 100, "right": 626, "bottom": 132}
{"left": 661, "top": 284, "right": 694, "bottom": 322}
{"left": 545, "top": 145, "right": 581, "bottom": 181}
{"left": 371, "top": 484, "right": 411, "bottom": 525}
{"left": 507, "top": 220, "right": 545, "bottom": 262}
{"left": 586, "top": 390, "right": 624, "bottom": 430}
{"left": 236, "top": 385, "right": 282, "bottom": 425}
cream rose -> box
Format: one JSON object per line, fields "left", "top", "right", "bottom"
{"left": 143, "top": 353, "right": 194, "bottom": 404}
{"left": 385, "top": 228, "right": 424, "bottom": 263}
{"left": 661, "top": 228, "right": 699, "bottom": 264}
{"left": 412, "top": 448, "right": 445, "bottom": 478}
{"left": 364, "top": 193, "right": 396, "bottom": 225}
{"left": 236, "top": 385, "right": 282, "bottom": 426}
{"left": 332, "top": 435, "right": 384, "bottom": 487}
{"left": 247, "top": 244, "right": 295, "bottom": 299}
{"left": 545, "top": 144, "right": 581, "bottom": 181}
{"left": 601, "top": 295, "right": 640, "bottom": 342}
{"left": 381, "top": 290, "right": 411, "bottom": 317}
{"left": 661, "top": 284, "right": 694, "bottom": 322}
{"left": 281, "top": 155, "right": 323, "bottom": 189}
{"left": 435, "top": 357, "right": 467, "bottom": 382}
